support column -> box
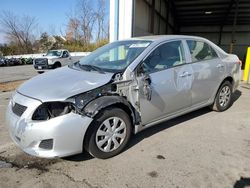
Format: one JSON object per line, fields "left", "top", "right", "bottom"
{"left": 229, "top": 0, "right": 239, "bottom": 53}
{"left": 109, "top": 0, "right": 119, "bottom": 42}
{"left": 166, "top": 0, "right": 170, "bottom": 34}
{"left": 109, "top": 0, "right": 134, "bottom": 42}
{"left": 218, "top": 25, "right": 223, "bottom": 45}
{"left": 150, "top": 0, "right": 155, "bottom": 34}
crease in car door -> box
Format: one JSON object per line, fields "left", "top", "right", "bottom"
{"left": 137, "top": 40, "right": 193, "bottom": 125}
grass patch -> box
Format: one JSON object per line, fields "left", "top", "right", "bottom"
{"left": 0, "top": 80, "right": 25, "bottom": 92}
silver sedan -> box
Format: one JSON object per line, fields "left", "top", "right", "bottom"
{"left": 6, "top": 35, "right": 241, "bottom": 159}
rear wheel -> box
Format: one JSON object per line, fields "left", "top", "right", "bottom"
{"left": 211, "top": 81, "right": 233, "bottom": 112}
{"left": 84, "top": 107, "right": 132, "bottom": 159}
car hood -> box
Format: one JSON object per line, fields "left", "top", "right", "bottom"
{"left": 17, "top": 66, "right": 114, "bottom": 102}
{"left": 45, "top": 56, "right": 59, "bottom": 59}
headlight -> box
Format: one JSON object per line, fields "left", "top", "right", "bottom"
{"left": 74, "top": 92, "right": 100, "bottom": 110}
{"left": 47, "top": 59, "right": 52, "bottom": 64}
{"left": 32, "top": 102, "right": 74, "bottom": 120}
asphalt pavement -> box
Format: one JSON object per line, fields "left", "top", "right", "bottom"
{"left": 0, "top": 65, "right": 37, "bottom": 83}
{"left": 0, "top": 84, "right": 250, "bottom": 188}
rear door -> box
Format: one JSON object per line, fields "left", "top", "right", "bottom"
{"left": 185, "top": 40, "right": 225, "bottom": 106}
{"left": 136, "top": 40, "right": 193, "bottom": 125}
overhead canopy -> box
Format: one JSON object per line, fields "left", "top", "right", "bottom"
{"left": 174, "top": 0, "right": 250, "bottom": 26}
{"left": 110, "top": 0, "right": 250, "bottom": 59}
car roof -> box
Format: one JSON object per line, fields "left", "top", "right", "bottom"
{"left": 132, "top": 35, "right": 207, "bottom": 42}
{"left": 131, "top": 35, "right": 229, "bottom": 59}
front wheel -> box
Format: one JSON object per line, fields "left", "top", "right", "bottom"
{"left": 84, "top": 107, "right": 132, "bottom": 159}
{"left": 53, "top": 62, "right": 61, "bottom": 69}
{"left": 211, "top": 81, "right": 233, "bottom": 112}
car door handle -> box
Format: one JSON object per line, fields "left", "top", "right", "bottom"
{"left": 179, "top": 72, "right": 192, "bottom": 77}
{"left": 216, "top": 64, "right": 224, "bottom": 68}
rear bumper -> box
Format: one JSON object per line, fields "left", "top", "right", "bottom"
{"left": 232, "top": 64, "right": 241, "bottom": 93}
{"left": 5, "top": 92, "right": 93, "bottom": 158}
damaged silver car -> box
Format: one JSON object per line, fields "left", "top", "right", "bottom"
{"left": 6, "top": 35, "right": 241, "bottom": 159}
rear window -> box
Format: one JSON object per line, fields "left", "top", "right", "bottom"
{"left": 187, "top": 40, "right": 218, "bottom": 62}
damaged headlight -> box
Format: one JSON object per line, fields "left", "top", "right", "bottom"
{"left": 74, "top": 92, "right": 101, "bottom": 110}
{"left": 72, "top": 84, "right": 116, "bottom": 111}
{"left": 32, "top": 102, "right": 74, "bottom": 120}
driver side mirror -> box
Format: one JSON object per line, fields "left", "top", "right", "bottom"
{"left": 143, "top": 74, "right": 152, "bottom": 101}
{"left": 137, "top": 62, "right": 147, "bottom": 76}
{"left": 137, "top": 63, "right": 152, "bottom": 101}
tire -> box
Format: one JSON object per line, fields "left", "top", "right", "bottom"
{"left": 211, "top": 81, "right": 233, "bottom": 112}
{"left": 38, "top": 71, "right": 44, "bottom": 74}
{"left": 53, "top": 62, "right": 61, "bottom": 69}
{"left": 84, "top": 107, "right": 132, "bottom": 159}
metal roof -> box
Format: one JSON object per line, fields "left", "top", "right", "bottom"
{"left": 173, "top": 0, "right": 250, "bottom": 26}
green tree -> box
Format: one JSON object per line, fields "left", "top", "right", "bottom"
{"left": 39, "top": 32, "right": 53, "bottom": 52}
{"left": 51, "top": 36, "right": 65, "bottom": 49}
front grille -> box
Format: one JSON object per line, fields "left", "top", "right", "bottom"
{"left": 34, "top": 58, "right": 48, "bottom": 65}
{"left": 39, "top": 139, "right": 53, "bottom": 150}
{"left": 12, "top": 102, "right": 27, "bottom": 117}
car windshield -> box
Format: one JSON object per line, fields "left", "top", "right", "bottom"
{"left": 75, "top": 40, "right": 152, "bottom": 73}
{"left": 46, "top": 50, "right": 62, "bottom": 57}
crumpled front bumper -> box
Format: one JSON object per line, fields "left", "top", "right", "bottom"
{"left": 5, "top": 92, "right": 93, "bottom": 158}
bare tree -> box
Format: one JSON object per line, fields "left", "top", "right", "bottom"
{"left": 0, "top": 11, "right": 37, "bottom": 54}
{"left": 48, "top": 24, "right": 57, "bottom": 36}
{"left": 65, "top": 0, "right": 109, "bottom": 45}
{"left": 95, "top": 0, "right": 108, "bottom": 41}
{"left": 77, "top": 0, "right": 96, "bottom": 44}
{"left": 65, "top": 18, "right": 81, "bottom": 43}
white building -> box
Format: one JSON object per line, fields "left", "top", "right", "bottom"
{"left": 110, "top": 0, "right": 250, "bottom": 62}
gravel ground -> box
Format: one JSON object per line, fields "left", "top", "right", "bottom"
{"left": 0, "top": 84, "right": 249, "bottom": 188}
{"left": 0, "top": 92, "right": 12, "bottom": 146}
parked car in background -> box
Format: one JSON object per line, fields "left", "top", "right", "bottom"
{"left": 33, "top": 49, "right": 74, "bottom": 73}
{"left": 21, "top": 57, "right": 33, "bottom": 65}
{"left": 6, "top": 58, "right": 23, "bottom": 66}
{"left": 6, "top": 35, "right": 241, "bottom": 159}
{"left": 0, "top": 57, "right": 6, "bottom": 66}
{"left": 0, "top": 57, "right": 34, "bottom": 67}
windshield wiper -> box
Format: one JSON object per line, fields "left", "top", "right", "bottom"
{"left": 72, "top": 61, "right": 106, "bottom": 73}
{"left": 79, "top": 63, "right": 105, "bottom": 74}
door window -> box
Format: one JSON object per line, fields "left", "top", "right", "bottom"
{"left": 142, "top": 41, "right": 186, "bottom": 73}
{"left": 62, "top": 51, "right": 69, "bottom": 58}
{"left": 186, "top": 40, "right": 218, "bottom": 62}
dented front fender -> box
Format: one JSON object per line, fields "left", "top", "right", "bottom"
{"left": 83, "top": 96, "right": 139, "bottom": 125}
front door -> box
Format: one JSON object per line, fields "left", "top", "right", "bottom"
{"left": 61, "top": 51, "right": 71, "bottom": 66}
{"left": 136, "top": 40, "right": 193, "bottom": 125}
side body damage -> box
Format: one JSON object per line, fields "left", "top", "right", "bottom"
{"left": 70, "top": 73, "right": 143, "bottom": 133}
